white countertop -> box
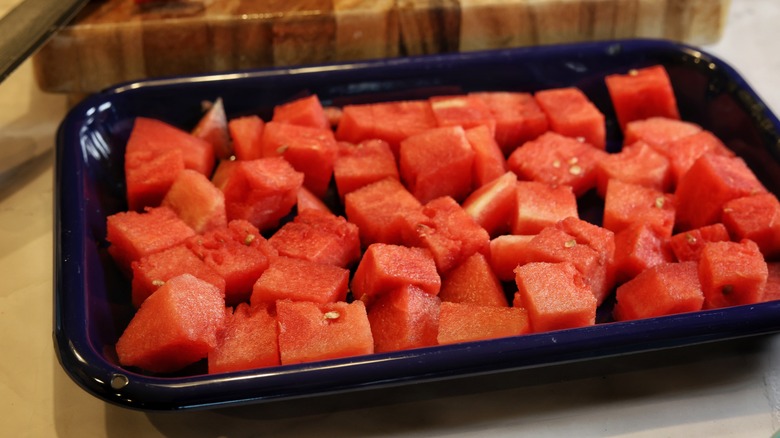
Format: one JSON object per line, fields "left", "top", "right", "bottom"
{"left": 2, "top": 0, "right": 780, "bottom": 436}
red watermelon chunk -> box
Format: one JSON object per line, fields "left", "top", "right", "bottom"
{"left": 269, "top": 209, "right": 360, "bottom": 268}
{"left": 130, "top": 244, "right": 226, "bottom": 308}
{"left": 429, "top": 94, "right": 496, "bottom": 135}
{"left": 507, "top": 132, "right": 607, "bottom": 197}
{"left": 469, "top": 91, "right": 549, "bottom": 155}
{"left": 437, "top": 302, "right": 530, "bottom": 345}
{"left": 439, "top": 252, "right": 508, "bottom": 307}
{"left": 534, "top": 87, "right": 606, "bottom": 149}
{"left": 344, "top": 177, "right": 423, "bottom": 246}
{"left": 116, "top": 274, "right": 226, "bottom": 374}
{"left": 399, "top": 125, "right": 475, "bottom": 203}
{"left": 488, "top": 234, "right": 534, "bottom": 282}
{"left": 595, "top": 141, "right": 672, "bottom": 197}
{"left": 336, "top": 100, "right": 437, "bottom": 157}
{"left": 605, "top": 65, "right": 680, "bottom": 131}
{"left": 271, "top": 94, "right": 330, "bottom": 130}
{"left": 400, "top": 196, "right": 490, "bottom": 274}
{"left": 461, "top": 171, "right": 517, "bottom": 237}
{"left": 664, "top": 130, "right": 734, "bottom": 187}
{"left": 106, "top": 206, "right": 196, "bottom": 276}
{"left": 613, "top": 222, "right": 675, "bottom": 284}
{"left": 669, "top": 223, "right": 731, "bottom": 262}
{"left": 351, "top": 243, "right": 441, "bottom": 305}
{"left": 675, "top": 153, "right": 767, "bottom": 231}
{"left": 465, "top": 124, "right": 508, "bottom": 187}
{"left": 333, "top": 139, "right": 399, "bottom": 200}
{"left": 186, "top": 220, "right": 277, "bottom": 305}
{"left": 511, "top": 180, "right": 578, "bottom": 235}
{"left": 623, "top": 117, "right": 701, "bottom": 152}
{"left": 603, "top": 179, "right": 675, "bottom": 236}
{"left": 763, "top": 262, "right": 780, "bottom": 302}
{"left": 192, "top": 97, "right": 232, "bottom": 160}
{"left": 513, "top": 262, "right": 597, "bottom": 332}
{"left": 698, "top": 239, "right": 768, "bottom": 309}
{"left": 276, "top": 299, "right": 374, "bottom": 365}
{"left": 367, "top": 285, "right": 441, "bottom": 353}
{"left": 250, "top": 256, "right": 350, "bottom": 305}
{"left": 220, "top": 157, "right": 304, "bottom": 232}
{"left": 162, "top": 169, "right": 227, "bottom": 234}
{"left": 613, "top": 261, "right": 704, "bottom": 321}
{"left": 721, "top": 193, "right": 780, "bottom": 259}
{"left": 208, "top": 303, "right": 280, "bottom": 374}
{"left": 228, "top": 115, "right": 265, "bottom": 161}
{"left": 260, "top": 121, "right": 338, "bottom": 198}
{"left": 125, "top": 147, "right": 185, "bottom": 212}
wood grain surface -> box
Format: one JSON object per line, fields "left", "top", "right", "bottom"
{"left": 32, "top": 0, "right": 731, "bottom": 94}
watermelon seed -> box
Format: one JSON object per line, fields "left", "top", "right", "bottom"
{"left": 722, "top": 285, "right": 734, "bottom": 296}
{"left": 552, "top": 160, "right": 561, "bottom": 168}
{"left": 276, "top": 145, "right": 289, "bottom": 154}
{"left": 629, "top": 69, "right": 639, "bottom": 76}
{"left": 152, "top": 280, "right": 165, "bottom": 287}
{"left": 564, "top": 239, "right": 577, "bottom": 248}
{"left": 244, "top": 234, "right": 255, "bottom": 246}
{"left": 568, "top": 164, "right": 582, "bottom": 175}
{"left": 324, "top": 311, "right": 340, "bottom": 320}
{"left": 685, "top": 233, "right": 697, "bottom": 244}
{"left": 655, "top": 197, "right": 665, "bottom": 208}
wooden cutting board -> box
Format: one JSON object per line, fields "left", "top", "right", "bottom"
{"left": 32, "top": 0, "right": 731, "bottom": 94}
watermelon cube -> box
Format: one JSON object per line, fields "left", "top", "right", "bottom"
{"left": 594, "top": 141, "right": 672, "bottom": 197}
{"left": 429, "top": 94, "right": 496, "bottom": 135}
{"left": 437, "top": 302, "right": 530, "bottom": 345}
{"left": 162, "top": 169, "right": 227, "bottom": 234}
{"left": 269, "top": 209, "right": 360, "bottom": 268}
{"left": 469, "top": 91, "right": 549, "bottom": 155}
{"left": 400, "top": 196, "right": 491, "bottom": 274}
{"left": 721, "top": 193, "right": 780, "bottom": 259}
{"left": 192, "top": 97, "right": 232, "bottom": 160}
{"left": 664, "top": 130, "right": 734, "bottom": 187}
{"left": 513, "top": 262, "right": 597, "bottom": 333}
{"left": 488, "top": 234, "right": 535, "bottom": 282}
{"left": 208, "top": 303, "right": 280, "bottom": 374}
{"left": 763, "top": 262, "right": 780, "bottom": 302}
{"left": 130, "top": 244, "right": 226, "bottom": 308}
{"left": 228, "top": 115, "right": 265, "bottom": 161}
{"left": 675, "top": 153, "right": 767, "bottom": 231}
{"left": 344, "top": 177, "right": 423, "bottom": 246}
{"left": 271, "top": 94, "right": 330, "bottom": 130}
{"left": 534, "top": 87, "right": 606, "bottom": 149}
{"left": 186, "top": 220, "right": 277, "bottom": 305}
{"left": 250, "top": 256, "right": 350, "bottom": 305}
{"left": 461, "top": 171, "right": 518, "bottom": 237}
{"left": 613, "top": 222, "right": 675, "bottom": 284}
{"left": 507, "top": 131, "right": 607, "bottom": 197}
{"left": 698, "top": 239, "right": 769, "bottom": 309}
{"left": 613, "top": 261, "right": 704, "bottom": 321}
{"left": 296, "top": 186, "right": 331, "bottom": 214}
{"left": 367, "top": 285, "right": 441, "bottom": 353}
{"left": 333, "top": 139, "right": 399, "bottom": 200}
{"left": 623, "top": 117, "right": 701, "bottom": 152}
{"left": 465, "top": 124, "right": 507, "bottom": 187}
{"left": 276, "top": 299, "right": 374, "bottom": 365}
{"left": 510, "top": 180, "right": 578, "bottom": 235}
{"left": 260, "top": 121, "right": 338, "bottom": 198}
{"left": 399, "top": 125, "right": 476, "bottom": 203}
{"left": 106, "top": 206, "right": 196, "bottom": 276}
{"left": 603, "top": 179, "right": 675, "bottom": 236}
{"left": 669, "top": 223, "right": 731, "bottom": 262}
{"left": 116, "top": 274, "right": 226, "bottom": 374}
{"left": 220, "top": 157, "right": 304, "bottom": 232}
{"left": 336, "top": 100, "right": 438, "bottom": 157}
{"left": 351, "top": 243, "right": 441, "bottom": 305}
{"left": 605, "top": 65, "right": 680, "bottom": 131}
{"left": 439, "top": 252, "right": 509, "bottom": 307}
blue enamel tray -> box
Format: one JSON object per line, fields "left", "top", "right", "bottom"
{"left": 54, "top": 39, "right": 780, "bottom": 411}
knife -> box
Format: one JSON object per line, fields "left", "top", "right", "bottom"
{"left": 0, "top": 0, "right": 90, "bottom": 83}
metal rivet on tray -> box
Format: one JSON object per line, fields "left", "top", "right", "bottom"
{"left": 110, "top": 373, "right": 129, "bottom": 391}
